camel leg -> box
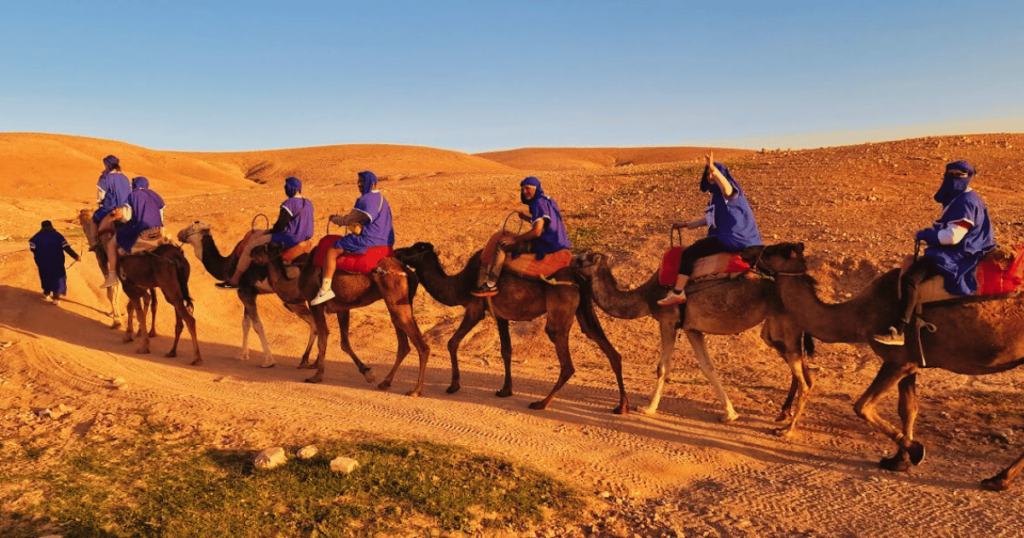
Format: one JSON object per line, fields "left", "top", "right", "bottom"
{"left": 122, "top": 295, "right": 137, "bottom": 343}
{"left": 881, "top": 374, "right": 924, "bottom": 471}
{"left": 983, "top": 451, "right": 1024, "bottom": 491}
{"left": 384, "top": 304, "right": 430, "bottom": 398}
{"left": 444, "top": 304, "right": 485, "bottom": 395}
{"left": 136, "top": 292, "right": 151, "bottom": 338}
{"left": 294, "top": 306, "right": 320, "bottom": 369}
{"left": 134, "top": 296, "right": 151, "bottom": 355}
{"left": 179, "top": 303, "right": 201, "bottom": 366}
{"left": 148, "top": 289, "right": 158, "bottom": 338}
{"left": 378, "top": 325, "right": 411, "bottom": 392}
{"left": 238, "top": 308, "right": 253, "bottom": 361}
{"left": 108, "top": 282, "right": 123, "bottom": 329}
{"left": 575, "top": 304, "right": 628, "bottom": 415}
{"left": 306, "top": 305, "right": 330, "bottom": 383}
{"left": 774, "top": 349, "right": 812, "bottom": 438}
{"left": 166, "top": 310, "right": 183, "bottom": 358}
{"left": 853, "top": 361, "right": 922, "bottom": 467}
{"left": 641, "top": 321, "right": 677, "bottom": 415}
{"left": 495, "top": 317, "right": 514, "bottom": 397}
{"left": 529, "top": 316, "right": 575, "bottom": 411}
{"left": 684, "top": 330, "right": 738, "bottom": 423}
{"left": 336, "top": 311, "right": 374, "bottom": 382}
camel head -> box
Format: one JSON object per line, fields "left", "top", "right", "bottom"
{"left": 250, "top": 242, "right": 284, "bottom": 266}
{"left": 757, "top": 242, "right": 807, "bottom": 275}
{"left": 394, "top": 242, "right": 436, "bottom": 269}
{"left": 571, "top": 250, "right": 607, "bottom": 279}
{"left": 177, "top": 221, "right": 212, "bottom": 245}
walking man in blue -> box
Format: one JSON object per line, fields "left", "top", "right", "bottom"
{"left": 29, "top": 221, "right": 81, "bottom": 306}
{"left": 874, "top": 161, "right": 997, "bottom": 346}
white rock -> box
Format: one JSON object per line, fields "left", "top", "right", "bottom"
{"left": 255, "top": 447, "right": 287, "bottom": 470}
{"left": 296, "top": 445, "right": 318, "bottom": 459}
{"left": 330, "top": 456, "right": 359, "bottom": 474}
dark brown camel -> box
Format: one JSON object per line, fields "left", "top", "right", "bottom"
{"left": 115, "top": 243, "right": 201, "bottom": 364}
{"left": 573, "top": 247, "right": 812, "bottom": 434}
{"left": 251, "top": 243, "right": 429, "bottom": 393}
{"left": 78, "top": 209, "right": 156, "bottom": 333}
{"left": 762, "top": 242, "right": 1024, "bottom": 490}
{"left": 177, "top": 222, "right": 319, "bottom": 368}
{"left": 394, "top": 242, "right": 628, "bottom": 413}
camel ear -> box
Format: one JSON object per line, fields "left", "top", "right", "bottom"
{"left": 788, "top": 249, "right": 797, "bottom": 259}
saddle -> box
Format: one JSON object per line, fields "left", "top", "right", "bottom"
{"left": 905, "top": 245, "right": 1024, "bottom": 304}
{"left": 659, "top": 249, "right": 751, "bottom": 287}
{"left": 314, "top": 235, "right": 394, "bottom": 275}
{"left": 123, "top": 227, "right": 174, "bottom": 255}
{"left": 231, "top": 231, "right": 314, "bottom": 265}
{"left": 481, "top": 232, "right": 572, "bottom": 280}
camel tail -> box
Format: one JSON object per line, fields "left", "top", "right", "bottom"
{"left": 175, "top": 255, "right": 194, "bottom": 312}
{"left": 803, "top": 332, "right": 816, "bottom": 357}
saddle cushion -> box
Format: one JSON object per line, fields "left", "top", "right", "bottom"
{"left": 481, "top": 232, "right": 572, "bottom": 278}
{"left": 232, "top": 231, "right": 254, "bottom": 258}
{"left": 908, "top": 246, "right": 1024, "bottom": 303}
{"left": 313, "top": 235, "right": 394, "bottom": 275}
{"left": 282, "top": 238, "right": 314, "bottom": 263}
{"left": 660, "top": 248, "right": 750, "bottom": 286}
{"left": 123, "top": 227, "right": 172, "bottom": 255}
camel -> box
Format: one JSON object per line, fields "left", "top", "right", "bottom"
{"left": 394, "top": 242, "right": 628, "bottom": 413}
{"left": 78, "top": 209, "right": 156, "bottom": 332}
{"left": 177, "top": 222, "right": 319, "bottom": 368}
{"left": 572, "top": 246, "right": 812, "bottom": 433}
{"left": 761, "top": 242, "right": 1024, "bottom": 490}
{"left": 250, "top": 242, "right": 429, "bottom": 393}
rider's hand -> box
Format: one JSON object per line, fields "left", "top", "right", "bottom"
{"left": 518, "top": 211, "right": 532, "bottom": 221}
{"left": 499, "top": 237, "right": 516, "bottom": 248}
{"left": 76, "top": 256, "right": 82, "bottom": 262}
{"left": 671, "top": 222, "right": 686, "bottom": 231}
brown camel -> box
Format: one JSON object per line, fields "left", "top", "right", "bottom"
{"left": 78, "top": 209, "right": 157, "bottom": 333}
{"left": 573, "top": 247, "right": 812, "bottom": 433}
{"left": 114, "top": 243, "right": 201, "bottom": 364}
{"left": 394, "top": 242, "right": 628, "bottom": 413}
{"left": 177, "top": 222, "right": 319, "bottom": 368}
{"left": 761, "top": 242, "right": 1024, "bottom": 490}
{"left": 250, "top": 242, "right": 429, "bottom": 393}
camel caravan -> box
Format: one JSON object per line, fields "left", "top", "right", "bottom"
{"left": 56, "top": 151, "right": 1024, "bottom": 492}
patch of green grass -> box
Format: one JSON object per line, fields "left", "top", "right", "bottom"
{"left": 6, "top": 433, "right": 582, "bottom": 538}
{"left": 568, "top": 225, "right": 603, "bottom": 251}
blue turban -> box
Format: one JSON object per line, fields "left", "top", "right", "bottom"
{"left": 700, "top": 162, "right": 739, "bottom": 194}
{"left": 520, "top": 176, "right": 544, "bottom": 204}
{"left": 103, "top": 155, "right": 120, "bottom": 172}
{"left": 132, "top": 176, "right": 149, "bottom": 189}
{"left": 934, "top": 160, "right": 976, "bottom": 205}
{"left": 358, "top": 171, "right": 377, "bottom": 195}
{"left": 284, "top": 176, "right": 302, "bottom": 198}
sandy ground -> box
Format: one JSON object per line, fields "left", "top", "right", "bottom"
{"left": 3, "top": 133, "right": 1024, "bottom": 536}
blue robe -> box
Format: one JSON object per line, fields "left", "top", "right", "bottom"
{"left": 700, "top": 163, "right": 762, "bottom": 251}
{"left": 272, "top": 196, "right": 315, "bottom": 249}
{"left": 117, "top": 178, "right": 166, "bottom": 251}
{"left": 519, "top": 177, "right": 571, "bottom": 260}
{"left": 334, "top": 171, "right": 395, "bottom": 254}
{"left": 29, "top": 228, "right": 78, "bottom": 296}
{"left": 93, "top": 172, "right": 131, "bottom": 223}
{"left": 920, "top": 190, "right": 996, "bottom": 295}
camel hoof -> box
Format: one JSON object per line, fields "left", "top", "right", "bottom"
{"left": 637, "top": 404, "right": 658, "bottom": 415}
{"left": 406, "top": 390, "right": 421, "bottom": 398}
{"left": 297, "top": 362, "right": 315, "bottom": 370}
{"left": 136, "top": 347, "right": 150, "bottom": 355}
{"left": 908, "top": 441, "right": 926, "bottom": 466}
{"left": 528, "top": 401, "right": 548, "bottom": 410}
{"left": 773, "top": 426, "right": 795, "bottom": 438}
{"left": 236, "top": 353, "right": 250, "bottom": 362}
{"left": 148, "top": 330, "right": 157, "bottom": 338}
{"left": 720, "top": 411, "right": 740, "bottom": 423}
{"left": 362, "top": 370, "right": 375, "bottom": 384}
{"left": 110, "top": 322, "right": 122, "bottom": 330}
{"left": 191, "top": 358, "right": 203, "bottom": 367}
{"left": 495, "top": 388, "right": 513, "bottom": 398}
{"left": 775, "top": 410, "right": 794, "bottom": 423}
{"left": 123, "top": 335, "right": 134, "bottom": 343}
{"left": 260, "top": 362, "right": 276, "bottom": 369}
{"left": 446, "top": 384, "right": 461, "bottom": 394}
{"left": 305, "top": 376, "right": 323, "bottom": 384}
{"left": 982, "top": 476, "right": 1010, "bottom": 492}
{"left": 613, "top": 404, "right": 628, "bottom": 416}
{"left": 879, "top": 453, "right": 911, "bottom": 472}
{"left": 164, "top": 351, "right": 176, "bottom": 358}
{"left": 377, "top": 381, "right": 392, "bottom": 391}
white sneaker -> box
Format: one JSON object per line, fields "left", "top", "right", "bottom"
{"left": 310, "top": 288, "right": 335, "bottom": 306}
{"left": 657, "top": 289, "right": 688, "bottom": 306}
{"left": 100, "top": 272, "right": 120, "bottom": 289}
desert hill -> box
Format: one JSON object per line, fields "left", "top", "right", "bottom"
{"left": 475, "top": 146, "right": 754, "bottom": 171}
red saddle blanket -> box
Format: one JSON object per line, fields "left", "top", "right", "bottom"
{"left": 906, "top": 245, "right": 1024, "bottom": 303}
{"left": 231, "top": 231, "right": 314, "bottom": 263}
{"left": 481, "top": 232, "right": 572, "bottom": 279}
{"left": 313, "top": 235, "right": 395, "bottom": 275}
{"left": 660, "top": 248, "right": 750, "bottom": 287}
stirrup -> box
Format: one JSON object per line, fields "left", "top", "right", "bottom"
{"left": 310, "top": 288, "right": 335, "bottom": 306}
{"left": 657, "top": 289, "right": 687, "bottom": 306}
{"left": 873, "top": 327, "right": 905, "bottom": 346}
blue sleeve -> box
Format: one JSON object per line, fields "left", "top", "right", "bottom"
{"left": 530, "top": 199, "right": 551, "bottom": 222}
{"left": 942, "top": 196, "right": 983, "bottom": 226}
{"left": 354, "top": 193, "right": 381, "bottom": 222}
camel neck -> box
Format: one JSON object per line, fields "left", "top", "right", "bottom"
{"left": 775, "top": 271, "right": 899, "bottom": 343}
{"left": 198, "top": 234, "right": 234, "bottom": 281}
{"left": 412, "top": 252, "right": 472, "bottom": 307}
{"left": 587, "top": 262, "right": 654, "bottom": 320}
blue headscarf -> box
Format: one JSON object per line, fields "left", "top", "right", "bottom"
{"left": 284, "top": 176, "right": 302, "bottom": 198}
{"left": 521, "top": 176, "right": 543, "bottom": 204}
{"left": 934, "top": 160, "right": 975, "bottom": 206}
{"left": 103, "top": 155, "right": 120, "bottom": 173}
{"left": 132, "top": 176, "right": 149, "bottom": 190}
{"left": 699, "top": 162, "right": 738, "bottom": 194}
{"left": 358, "top": 171, "right": 378, "bottom": 195}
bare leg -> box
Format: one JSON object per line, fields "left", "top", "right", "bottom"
{"left": 685, "top": 329, "right": 738, "bottom": 423}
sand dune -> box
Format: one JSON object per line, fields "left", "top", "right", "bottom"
{"left": 475, "top": 146, "right": 754, "bottom": 171}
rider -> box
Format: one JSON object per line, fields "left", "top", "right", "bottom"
{"left": 472, "top": 175, "right": 571, "bottom": 297}
{"left": 217, "top": 176, "right": 314, "bottom": 289}
{"left": 100, "top": 177, "right": 165, "bottom": 288}
{"left": 311, "top": 171, "right": 394, "bottom": 305}
{"left": 874, "top": 161, "right": 996, "bottom": 346}
{"left": 658, "top": 152, "right": 762, "bottom": 306}
{"left": 87, "top": 155, "right": 132, "bottom": 250}
{"left": 29, "top": 220, "right": 82, "bottom": 306}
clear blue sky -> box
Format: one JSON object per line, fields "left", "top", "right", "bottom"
{"left": 2, "top": 1, "right": 1022, "bottom": 153}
